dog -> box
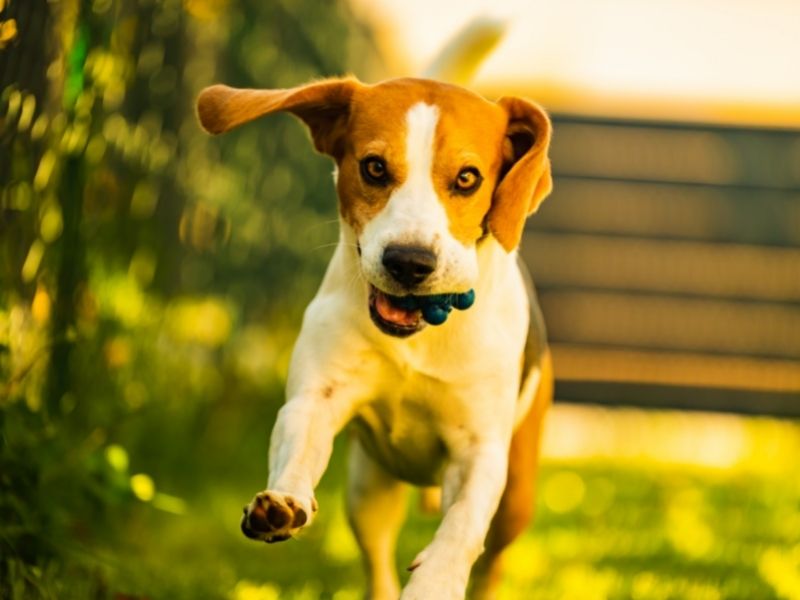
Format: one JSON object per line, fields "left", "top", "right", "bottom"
{"left": 197, "top": 75, "right": 554, "bottom": 599}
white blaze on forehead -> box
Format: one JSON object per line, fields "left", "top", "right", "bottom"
{"left": 377, "top": 102, "right": 443, "bottom": 238}
{"left": 359, "top": 101, "right": 478, "bottom": 293}
{"left": 361, "top": 103, "right": 440, "bottom": 244}
{"left": 362, "top": 102, "right": 447, "bottom": 243}
{"left": 405, "top": 102, "right": 439, "bottom": 188}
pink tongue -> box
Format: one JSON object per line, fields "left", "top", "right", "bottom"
{"left": 375, "top": 291, "right": 419, "bottom": 326}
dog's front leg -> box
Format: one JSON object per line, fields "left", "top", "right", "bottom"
{"left": 240, "top": 291, "right": 381, "bottom": 543}
{"left": 240, "top": 386, "right": 356, "bottom": 543}
{"left": 402, "top": 441, "right": 509, "bottom": 599}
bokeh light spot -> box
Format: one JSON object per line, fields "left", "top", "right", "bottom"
{"left": 105, "top": 444, "right": 129, "bottom": 472}
{"left": 544, "top": 470, "right": 586, "bottom": 514}
{"left": 130, "top": 473, "right": 155, "bottom": 502}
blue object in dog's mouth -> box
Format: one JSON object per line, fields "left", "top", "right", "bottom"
{"left": 387, "top": 290, "right": 475, "bottom": 325}
{"left": 372, "top": 286, "right": 476, "bottom": 328}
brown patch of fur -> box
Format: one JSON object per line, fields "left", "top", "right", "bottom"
{"left": 196, "top": 79, "right": 360, "bottom": 156}
{"left": 334, "top": 81, "right": 413, "bottom": 234}
{"left": 487, "top": 97, "right": 553, "bottom": 251}
{"left": 430, "top": 92, "right": 508, "bottom": 245}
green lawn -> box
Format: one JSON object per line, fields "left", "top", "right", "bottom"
{"left": 5, "top": 406, "right": 800, "bottom": 600}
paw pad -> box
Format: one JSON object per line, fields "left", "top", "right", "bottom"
{"left": 240, "top": 491, "right": 314, "bottom": 543}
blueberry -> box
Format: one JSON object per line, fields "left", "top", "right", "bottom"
{"left": 453, "top": 289, "right": 475, "bottom": 310}
{"left": 422, "top": 304, "right": 450, "bottom": 325}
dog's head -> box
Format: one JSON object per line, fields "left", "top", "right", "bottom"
{"left": 197, "top": 77, "right": 551, "bottom": 336}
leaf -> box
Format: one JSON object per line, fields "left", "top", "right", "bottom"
{"left": 0, "top": 19, "right": 17, "bottom": 47}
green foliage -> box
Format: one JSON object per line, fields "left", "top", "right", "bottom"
{"left": 1, "top": 0, "right": 376, "bottom": 596}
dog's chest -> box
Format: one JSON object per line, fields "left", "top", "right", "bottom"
{"left": 350, "top": 376, "right": 463, "bottom": 486}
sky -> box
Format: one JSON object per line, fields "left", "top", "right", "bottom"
{"left": 350, "top": 0, "right": 800, "bottom": 126}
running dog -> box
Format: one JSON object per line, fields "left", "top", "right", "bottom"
{"left": 197, "top": 75, "right": 553, "bottom": 599}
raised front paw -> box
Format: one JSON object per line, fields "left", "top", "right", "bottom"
{"left": 240, "top": 490, "right": 317, "bottom": 543}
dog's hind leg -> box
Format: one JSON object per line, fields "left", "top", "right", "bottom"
{"left": 470, "top": 350, "right": 553, "bottom": 600}
{"left": 347, "top": 436, "right": 409, "bottom": 600}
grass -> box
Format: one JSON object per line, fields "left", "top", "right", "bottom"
{"left": 16, "top": 405, "right": 800, "bottom": 600}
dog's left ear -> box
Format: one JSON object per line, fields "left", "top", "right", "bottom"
{"left": 487, "top": 97, "right": 553, "bottom": 252}
{"left": 196, "top": 77, "right": 361, "bottom": 158}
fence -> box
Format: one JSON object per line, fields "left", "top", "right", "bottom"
{"left": 524, "top": 115, "right": 800, "bottom": 416}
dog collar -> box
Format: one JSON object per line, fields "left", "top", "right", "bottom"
{"left": 386, "top": 289, "right": 476, "bottom": 326}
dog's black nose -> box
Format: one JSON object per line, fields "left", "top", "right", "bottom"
{"left": 382, "top": 245, "right": 437, "bottom": 287}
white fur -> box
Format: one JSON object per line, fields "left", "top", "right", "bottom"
{"left": 257, "top": 102, "right": 541, "bottom": 600}
{"left": 360, "top": 102, "right": 478, "bottom": 296}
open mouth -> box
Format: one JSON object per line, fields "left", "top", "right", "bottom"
{"left": 368, "top": 285, "right": 425, "bottom": 338}
{"left": 368, "top": 284, "right": 477, "bottom": 337}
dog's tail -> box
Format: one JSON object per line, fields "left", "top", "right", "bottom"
{"left": 422, "top": 17, "right": 507, "bottom": 85}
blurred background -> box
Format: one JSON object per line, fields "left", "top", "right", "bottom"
{"left": 1, "top": 0, "right": 798, "bottom": 598}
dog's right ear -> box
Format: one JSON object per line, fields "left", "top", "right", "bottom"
{"left": 196, "top": 77, "right": 361, "bottom": 158}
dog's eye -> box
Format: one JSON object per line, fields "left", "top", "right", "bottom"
{"left": 453, "top": 167, "right": 482, "bottom": 195}
{"left": 360, "top": 156, "right": 390, "bottom": 185}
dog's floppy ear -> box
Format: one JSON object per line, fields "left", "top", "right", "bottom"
{"left": 196, "top": 77, "right": 361, "bottom": 158}
{"left": 487, "top": 97, "right": 552, "bottom": 252}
